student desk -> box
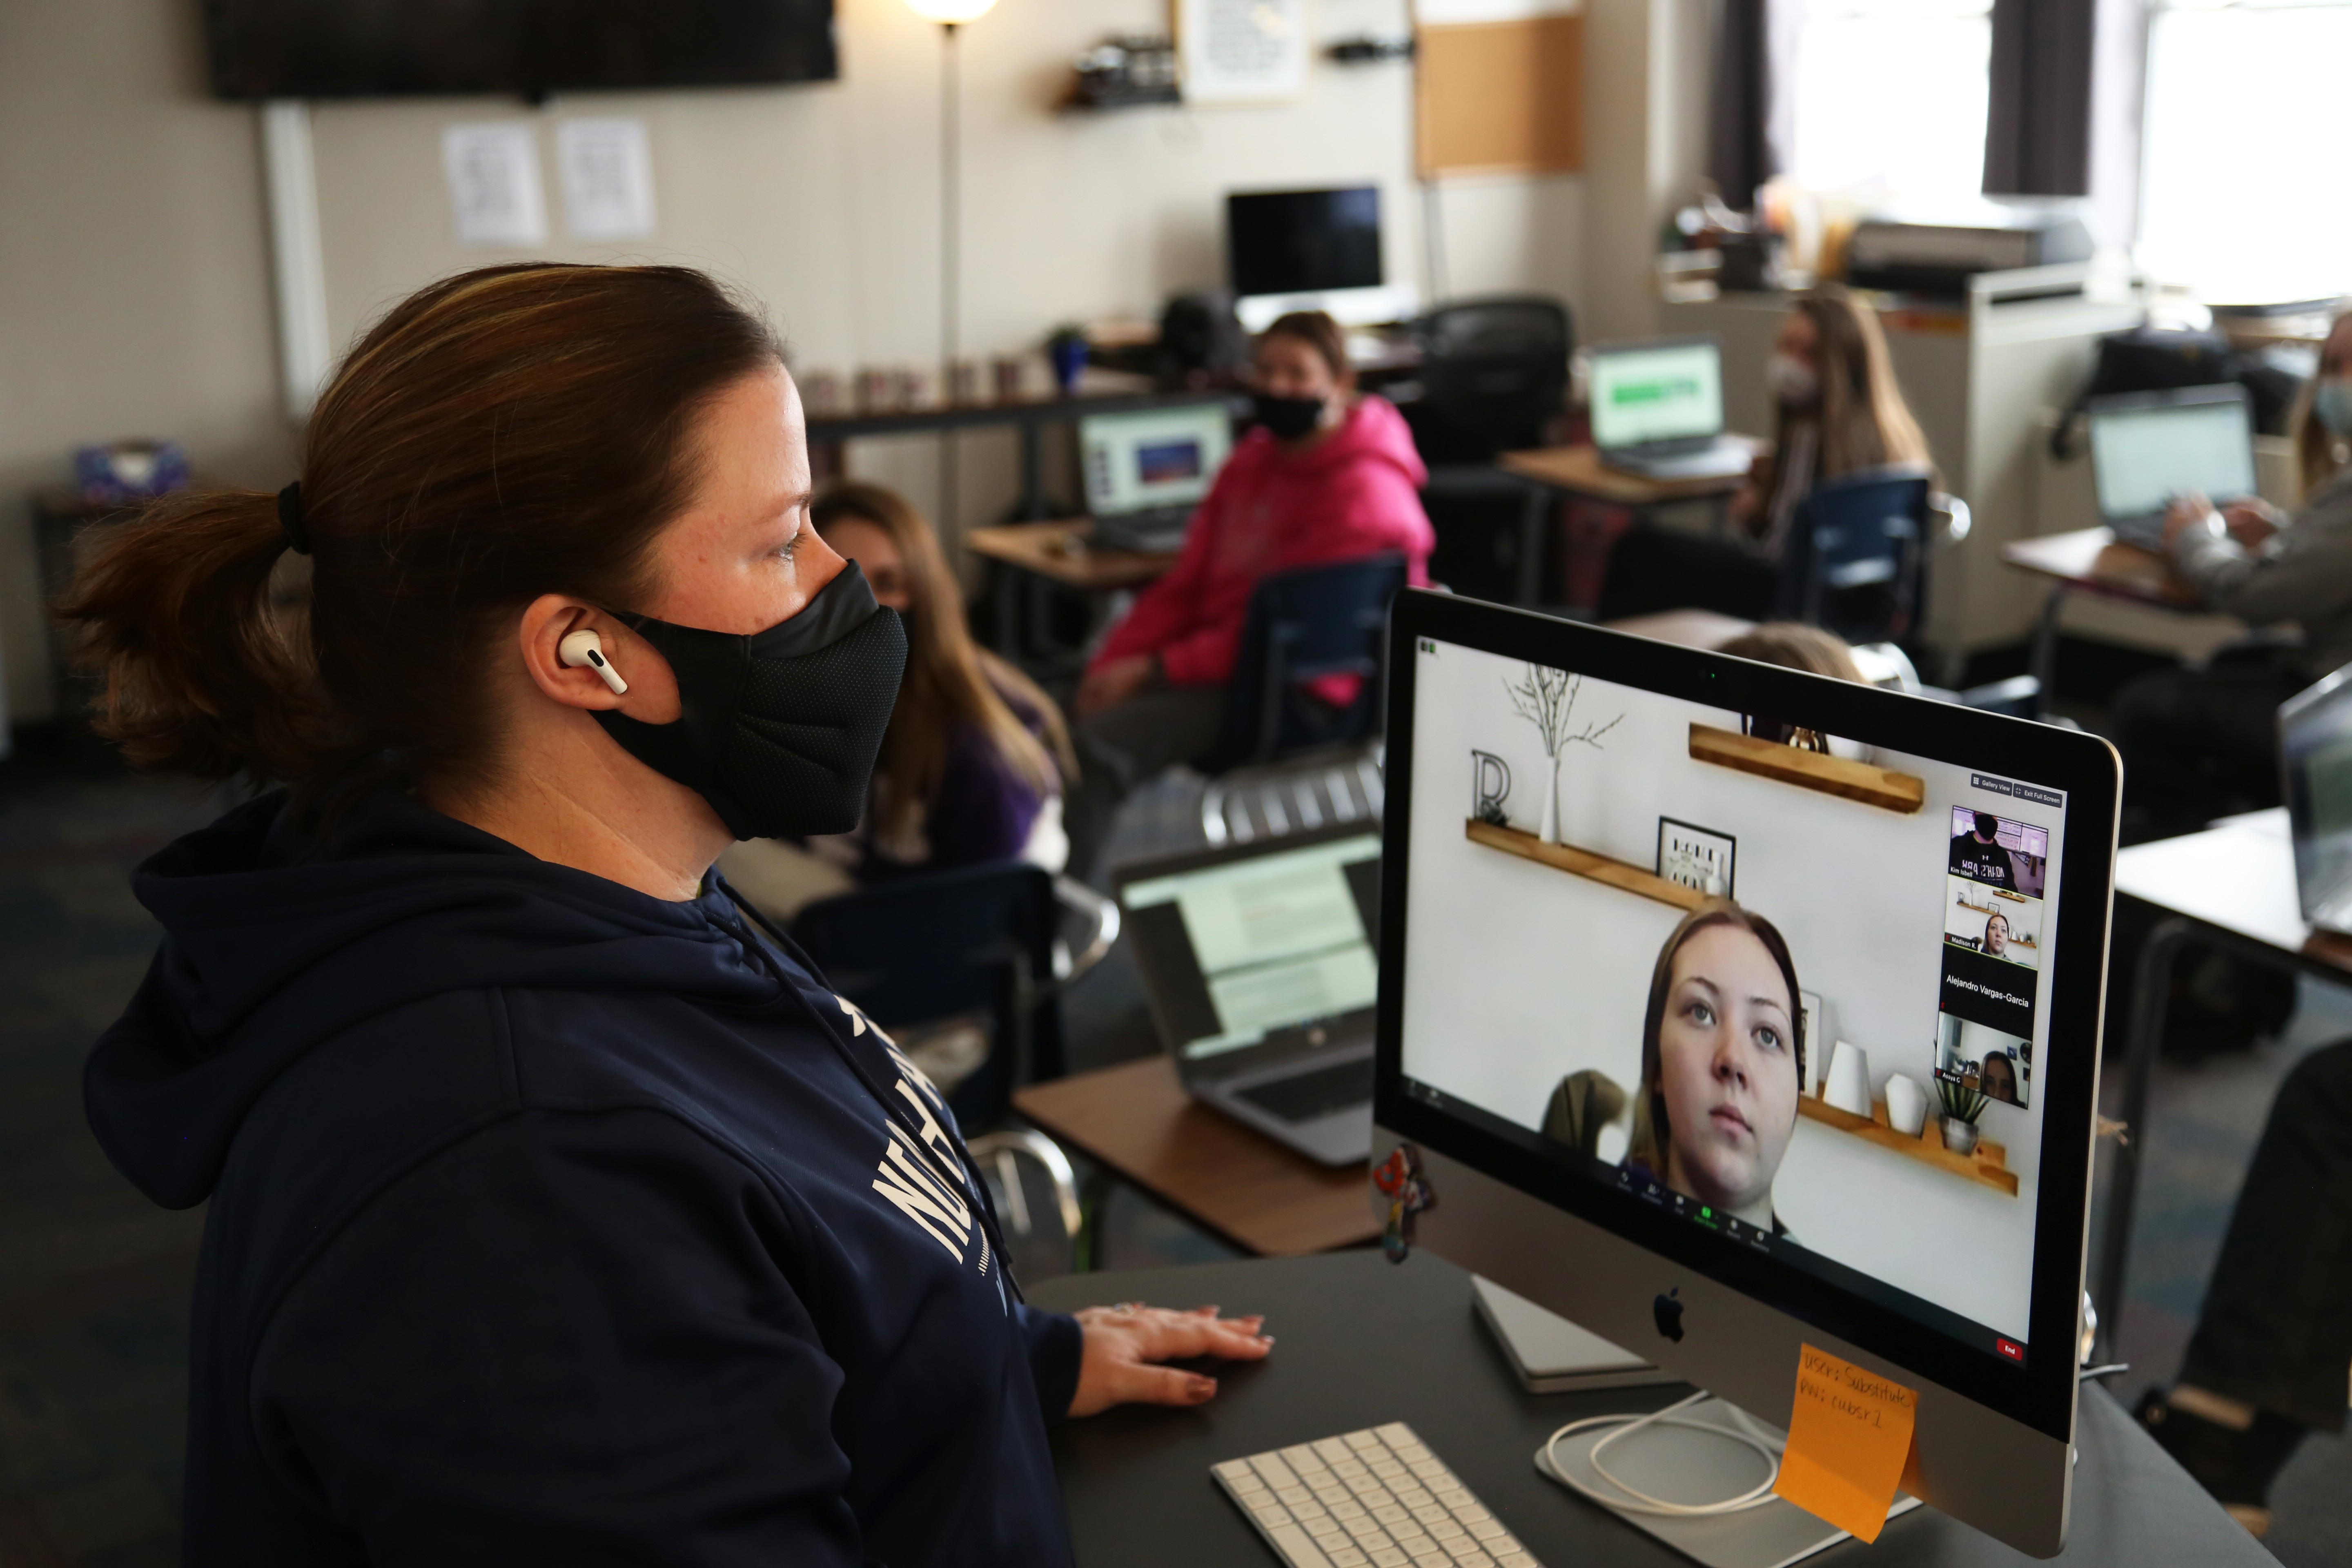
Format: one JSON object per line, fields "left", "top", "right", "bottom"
{"left": 963, "top": 519, "right": 1180, "bottom": 661}
{"left": 1497, "top": 442, "right": 1764, "bottom": 608}
{"left": 1999, "top": 529, "right": 2199, "bottom": 712}
{"left": 2095, "top": 808, "right": 2352, "bottom": 1360}
{"left": 1011, "top": 1055, "right": 1380, "bottom": 1257}
{"left": 1031, "top": 1250, "right": 2271, "bottom": 1568}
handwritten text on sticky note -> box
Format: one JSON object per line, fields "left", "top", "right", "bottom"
{"left": 1773, "top": 1343, "right": 1918, "bottom": 1543}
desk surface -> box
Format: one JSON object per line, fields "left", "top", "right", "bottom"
{"left": 1999, "top": 528, "right": 2196, "bottom": 607}
{"left": 1013, "top": 1056, "right": 1379, "bottom": 1256}
{"left": 2116, "top": 807, "right": 2352, "bottom": 971}
{"left": 964, "top": 519, "right": 1180, "bottom": 592}
{"left": 1500, "top": 441, "right": 1761, "bottom": 507}
{"left": 1032, "top": 1251, "right": 2270, "bottom": 1568}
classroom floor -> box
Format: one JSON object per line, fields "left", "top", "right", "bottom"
{"left": 0, "top": 734, "right": 2345, "bottom": 1564}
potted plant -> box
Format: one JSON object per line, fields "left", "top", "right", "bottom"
{"left": 1502, "top": 665, "right": 1621, "bottom": 844}
{"left": 1045, "top": 322, "right": 1090, "bottom": 394}
{"left": 1937, "top": 1076, "right": 1988, "bottom": 1156}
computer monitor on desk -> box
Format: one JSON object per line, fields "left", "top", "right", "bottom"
{"left": 1372, "top": 592, "right": 2121, "bottom": 1557}
{"left": 1227, "top": 185, "right": 1419, "bottom": 334}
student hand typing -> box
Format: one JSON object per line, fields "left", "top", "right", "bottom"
{"left": 2160, "top": 492, "right": 2223, "bottom": 549}
{"left": 1074, "top": 654, "right": 1156, "bottom": 717}
{"left": 1067, "top": 1302, "right": 1274, "bottom": 1416}
{"left": 2221, "top": 499, "right": 2283, "bottom": 549}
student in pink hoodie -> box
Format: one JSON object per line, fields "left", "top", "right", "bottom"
{"left": 1065, "top": 310, "right": 1434, "bottom": 874}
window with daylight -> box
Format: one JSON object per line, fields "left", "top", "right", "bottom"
{"left": 1784, "top": 0, "right": 1996, "bottom": 208}
{"left": 2138, "top": 0, "right": 2352, "bottom": 303}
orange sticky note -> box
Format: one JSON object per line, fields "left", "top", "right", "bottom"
{"left": 1772, "top": 1343, "right": 1918, "bottom": 1544}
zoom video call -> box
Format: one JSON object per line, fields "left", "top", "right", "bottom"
{"left": 1396, "top": 639, "right": 2070, "bottom": 1365}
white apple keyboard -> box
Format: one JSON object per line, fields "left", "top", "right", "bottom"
{"left": 1212, "top": 1423, "right": 1543, "bottom": 1568}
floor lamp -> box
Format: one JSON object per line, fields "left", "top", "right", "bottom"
{"left": 905, "top": 0, "right": 998, "bottom": 534}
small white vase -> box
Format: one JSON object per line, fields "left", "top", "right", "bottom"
{"left": 1885, "top": 1074, "right": 1930, "bottom": 1136}
{"left": 1539, "top": 754, "right": 1561, "bottom": 844}
{"left": 1822, "top": 1040, "right": 1872, "bottom": 1118}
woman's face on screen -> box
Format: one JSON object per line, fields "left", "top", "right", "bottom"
{"left": 1657, "top": 924, "right": 1800, "bottom": 1219}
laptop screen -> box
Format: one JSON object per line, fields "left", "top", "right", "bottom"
{"left": 1081, "top": 404, "right": 1233, "bottom": 518}
{"left": 2088, "top": 393, "right": 2256, "bottom": 521}
{"left": 1120, "top": 833, "right": 1382, "bottom": 1059}
{"left": 1588, "top": 340, "right": 1724, "bottom": 451}
{"left": 2283, "top": 668, "right": 2352, "bottom": 919}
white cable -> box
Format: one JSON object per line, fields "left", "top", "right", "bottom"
{"left": 1543, "top": 1390, "right": 1784, "bottom": 1518}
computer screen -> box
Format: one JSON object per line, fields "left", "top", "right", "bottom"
{"left": 1080, "top": 405, "right": 1234, "bottom": 518}
{"left": 1396, "top": 637, "right": 2077, "bottom": 1365}
{"left": 1227, "top": 187, "right": 1383, "bottom": 300}
{"left": 1588, "top": 339, "right": 1725, "bottom": 450}
{"left": 1121, "top": 833, "right": 1381, "bottom": 1060}
{"left": 2088, "top": 391, "right": 2256, "bottom": 519}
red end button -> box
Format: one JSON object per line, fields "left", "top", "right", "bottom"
{"left": 1995, "top": 1338, "right": 2025, "bottom": 1363}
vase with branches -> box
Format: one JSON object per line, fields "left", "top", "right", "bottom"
{"left": 1503, "top": 665, "right": 1621, "bottom": 844}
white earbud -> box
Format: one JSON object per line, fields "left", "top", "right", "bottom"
{"left": 559, "top": 629, "right": 630, "bottom": 696}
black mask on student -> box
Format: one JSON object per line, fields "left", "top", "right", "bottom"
{"left": 592, "top": 563, "right": 907, "bottom": 841}
{"left": 1252, "top": 392, "right": 1327, "bottom": 442}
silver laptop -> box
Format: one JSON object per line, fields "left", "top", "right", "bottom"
{"left": 2087, "top": 384, "right": 2258, "bottom": 549}
{"left": 1587, "top": 334, "right": 1751, "bottom": 480}
{"left": 2283, "top": 662, "right": 2352, "bottom": 934}
{"left": 1112, "top": 824, "right": 1379, "bottom": 1165}
{"left": 1079, "top": 402, "right": 1232, "bottom": 554}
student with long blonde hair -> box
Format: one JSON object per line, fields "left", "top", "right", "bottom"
{"left": 1600, "top": 285, "right": 1931, "bottom": 620}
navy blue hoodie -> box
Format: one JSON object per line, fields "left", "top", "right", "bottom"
{"left": 86, "top": 790, "right": 1082, "bottom": 1566}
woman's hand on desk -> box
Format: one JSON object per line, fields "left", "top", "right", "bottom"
{"left": 1067, "top": 1302, "right": 1274, "bottom": 1417}
{"left": 2160, "top": 493, "right": 2224, "bottom": 550}
{"left": 1074, "top": 655, "right": 1156, "bottom": 717}
{"left": 2222, "top": 500, "right": 2283, "bottom": 549}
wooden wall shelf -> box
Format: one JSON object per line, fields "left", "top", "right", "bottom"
{"left": 1796, "top": 1096, "right": 2018, "bottom": 1196}
{"left": 1688, "top": 724, "right": 1926, "bottom": 813}
{"left": 1465, "top": 818, "right": 1707, "bottom": 911}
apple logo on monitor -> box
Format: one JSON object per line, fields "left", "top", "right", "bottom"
{"left": 1653, "top": 1287, "right": 1685, "bottom": 1343}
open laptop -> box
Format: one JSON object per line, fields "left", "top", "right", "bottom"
{"left": 1587, "top": 334, "right": 1752, "bottom": 480}
{"left": 2283, "top": 662, "right": 2352, "bottom": 934}
{"left": 1112, "top": 824, "right": 1380, "bottom": 1165}
{"left": 2087, "top": 384, "right": 2258, "bottom": 548}
{"left": 1080, "top": 402, "right": 1233, "bottom": 554}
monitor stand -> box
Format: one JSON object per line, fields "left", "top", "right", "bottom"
{"left": 1534, "top": 1396, "right": 1921, "bottom": 1568}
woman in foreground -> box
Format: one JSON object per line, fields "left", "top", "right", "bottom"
{"left": 63, "top": 263, "right": 1266, "bottom": 1566}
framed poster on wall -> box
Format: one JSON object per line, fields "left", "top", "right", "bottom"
{"left": 1175, "top": 0, "right": 1309, "bottom": 103}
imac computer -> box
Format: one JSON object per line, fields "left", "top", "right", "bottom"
{"left": 1227, "top": 186, "right": 1418, "bottom": 334}
{"left": 1372, "top": 592, "right": 2120, "bottom": 1558}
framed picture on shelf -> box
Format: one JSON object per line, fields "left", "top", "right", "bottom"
{"left": 1657, "top": 817, "right": 1735, "bottom": 900}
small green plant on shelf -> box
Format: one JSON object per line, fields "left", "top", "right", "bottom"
{"left": 1937, "top": 1076, "right": 1988, "bottom": 1124}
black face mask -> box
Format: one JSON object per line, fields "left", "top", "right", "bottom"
{"left": 592, "top": 562, "right": 907, "bottom": 841}
{"left": 1252, "top": 392, "right": 1327, "bottom": 442}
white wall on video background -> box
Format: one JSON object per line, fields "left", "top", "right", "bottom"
{"left": 1396, "top": 643, "right": 2067, "bottom": 1339}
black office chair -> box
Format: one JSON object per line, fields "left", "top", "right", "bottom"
{"left": 1408, "top": 296, "right": 1573, "bottom": 462}
{"left": 788, "top": 861, "right": 1068, "bottom": 1131}
{"left": 1409, "top": 297, "right": 1574, "bottom": 606}
{"left": 1775, "top": 464, "right": 1971, "bottom": 646}
{"left": 1198, "top": 552, "right": 1408, "bottom": 775}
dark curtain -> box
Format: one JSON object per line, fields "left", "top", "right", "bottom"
{"left": 1707, "top": 0, "right": 1775, "bottom": 212}
{"left": 1982, "top": 0, "right": 2096, "bottom": 195}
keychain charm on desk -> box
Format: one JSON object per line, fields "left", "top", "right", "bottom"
{"left": 1372, "top": 1143, "right": 1436, "bottom": 1263}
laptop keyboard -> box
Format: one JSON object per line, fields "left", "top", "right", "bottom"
{"left": 1232, "top": 1057, "right": 1374, "bottom": 1123}
{"left": 1213, "top": 1423, "right": 1541, "bottom": 1568}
